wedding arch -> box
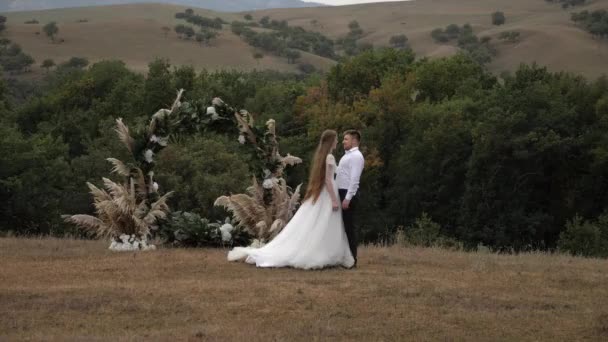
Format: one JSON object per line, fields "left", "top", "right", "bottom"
{"left": 63, "top": 90, "right": 303, "bottom": 251}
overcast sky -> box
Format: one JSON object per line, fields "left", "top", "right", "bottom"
{"left": 304, "top": 0, "right": 409, "bottom": 5}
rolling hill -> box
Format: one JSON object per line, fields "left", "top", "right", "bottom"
{"left": 1, "top": 0, "right": 607, "bottom": 77}
{"left": 0, "top": 0, "right": 326, "bottom": 13}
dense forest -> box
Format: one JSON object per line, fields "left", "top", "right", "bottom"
{"left": 2, "top": 45, "right": 608, "bottom": 256}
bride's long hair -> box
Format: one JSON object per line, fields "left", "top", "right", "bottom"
{"left": 304, "top": 130, "right": 337, "bottom": 204}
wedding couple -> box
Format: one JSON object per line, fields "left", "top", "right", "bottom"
{"left": 227, "top": 129, "right": 365, "bottom": 270}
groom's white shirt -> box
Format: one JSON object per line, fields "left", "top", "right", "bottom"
{"left": 336, "top": 147, "right": 364, "bottom": 201}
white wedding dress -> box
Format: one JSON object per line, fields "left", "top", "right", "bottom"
{"left": 227, "top": 154, "right": 355, "bottom": 269}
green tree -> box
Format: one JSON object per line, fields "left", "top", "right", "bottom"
{"left": 195, "top": 33, "right": 204, "bottom": 44}
{"left": 326, "top": 48, "right": 415, "bottom": 103}
{"left": 298, "top": 63, "right": 316, "bottom": 74}
{"left": 61, "top": 57, "right": 89, "bottom": 69}
{"left": 253, "top": 51, "right": 264, "bottom": 65}
{"left": 0, "top": 15, "right": 6, "bottom": 33}
{"left": 389, "top": 34, "right": 409, "bottom": 49}
{"left": 558, "top": 215, "right": 608, "bottom": 257}
{"left": 173, "top": 65, "right": 195, "bottom": 92}
{"left": 200, "top": 29, "right": 218, "bottom": 45}
{"left": 174, "top": 24, "right": 185, "bottom": 38}
{"left": 161, "top": 26, "right": 170, "bottom": 37}
{"left": 285, "top": 49, "right": 301, "bottom": 64}
{"left": 43, "top": 22, "right": 59, "bottom": 42}
{"left": 498, "top": 31, "right": 521, "bottom": 43}
{"left": 244, "top": 14, "right": 253, "bottom": 21}
{"left": 143, "top": 58, "right": 175, "bottom": 116}
{"left": 445, "top": 24, "right": 461, "bottom": 39}
{"left": 431, "top": 28, "right": 449, "bottom": 43}
{"left": 40, "top": 59, "right": 55, "bottom": 74}
{"left": 0, "top": 125, "right": 74, "bottom": 235}
{"left": 260, "top": 16, "right": 270, "bottom": 27}
{"left": 413, "top": 54, "right": 490, "bottom": 102}
{"left": 156, "top": 134, "right": 251, "bottom": 218}
{"left": 492, "top": 11, "right": 506, "bottom": 25}
{"left": 459, "top": 65, "right": 603, "bottom": 250}
{"left": 184, "top": 26, "right": 195, "bottom": 40}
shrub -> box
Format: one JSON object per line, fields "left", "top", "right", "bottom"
{"left": 558, "top": 215, "right": 608, "bottom": 257}
{"left": 160, "top": 211, "right": 251, "bottom": 247}
{"left": 492, "top": 11, "right": 506, "bottom": 26}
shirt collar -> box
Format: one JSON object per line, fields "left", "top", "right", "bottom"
{"left": 346, "top": 146, "right": 359, "bottom": 154}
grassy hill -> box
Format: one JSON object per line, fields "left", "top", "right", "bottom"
{"left": 1, "top": 237, "right": 607, "bottom": 340}
{"left": 1, "top": 0, "right": 608, "bottom": 76}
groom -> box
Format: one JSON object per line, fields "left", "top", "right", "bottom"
{"left": 336, "top": 130, "right": 364, "bottom": 268}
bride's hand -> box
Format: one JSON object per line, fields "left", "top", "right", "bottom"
{"left": 332, "top": 200, "right": 339, "bottom": 211}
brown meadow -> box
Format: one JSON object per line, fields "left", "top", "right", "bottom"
{"left": 1, "top": 237, "right": 607, "bottom": 340}
{"left": 2, "top": 0, "right": 608, "bottom": 77}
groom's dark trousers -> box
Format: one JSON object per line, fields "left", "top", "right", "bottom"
{"left": 338, "top": 189, "right": 358, "bottom": 264}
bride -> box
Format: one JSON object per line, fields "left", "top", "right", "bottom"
{"left": 227, "top": 129, "right": 355, "bottom": 269}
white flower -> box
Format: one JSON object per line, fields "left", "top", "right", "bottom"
{"left": 150, "top": 135, "right": 160, "bottom": 143}
{"left": 132, "top": 241, "right": 140, "bottom": 249}
{"left": 238, "top": 134, "right": 246, "bottom": 144}
{"left": 206, "top": 106, "right": 217, "bottom": 115}
{"left": 157, "top": 137, "right": 169, "bottom": 147}
{"left": 144, "top": 149, "right": 154, "bottom": 163}
{"left": 212, "top": 97, "right": 224, "bottom": 106}
{"left": 263, "top": 178, "right": 277, "bottom": 189}
{"left": 219, "top": 223, "right": 235, "bottom": 242}
{"left": 153, "top": 182, "right": 159, "bottom": 192}
{"left": 250, "top": 239, "right": 266, "bottom": 248}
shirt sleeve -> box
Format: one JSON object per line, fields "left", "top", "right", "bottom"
{"left": 346, "top": 153, "right": 364, "bottom": 201}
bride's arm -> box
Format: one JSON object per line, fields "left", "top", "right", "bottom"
{"left": 325, "top": 156, "right": 339, "bottom": 210}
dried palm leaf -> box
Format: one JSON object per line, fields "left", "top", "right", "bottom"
{"left": 281, "top": 154, "right": 303, "bottom": 167}
{"left": 171, "top": 89, "right": 184, "bottom": 111}
{"left": 86, "top": 182, "right": 112, "bottom": 203}
{"left": 151, "top": 110, "right": 168, "bottom": 130}
{"left": 62, "top": 214, "right": 113, "bottom": 237}
{"left": 215, "top": 194, "right": 266, "bottom": 232}
{"left": 101, "top": 178, "right": 136, "bottom": 216}
{"left": 246, "top": 177, "right": 264, "bottom": 205}
{"left": 102, "top": 178, "right": 128, "bottom": 201}
{"left": 143, "top": 191, "right": 173, "bottom": 225}
{"left": 115, "top": 118, "right": 134, "bottom": 153}
{"left": 255, "top": 221, "right": 268, "bottom": 239}
{"left": 285, "top": 184, "right": 302, "bottom": 221}
{"left": 133, "top": 168, "right": 147, "bottom": 197}
{"left": 269, "top": 219, "right": 285, "bottom": 234}
{"left": 234, "top": 112, "right": 257, "bottom": 144}
{"left": 106, "top": 158, "right": 131, "bottom": 177}
{"left": 269, "top": 179, "right": 288, "bottom": 217}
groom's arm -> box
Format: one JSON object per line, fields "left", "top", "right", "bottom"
{"left": 343, "top": 154, "right": 364, "bottom": 207}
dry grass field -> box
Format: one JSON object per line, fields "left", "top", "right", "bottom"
{"left": 1, "top": 237, "right": 608, "bottom": 340}
{"left": 1, "top": 0, "right": 608, "bottom": 77}
{"left": 257, "top": 0, "right": 608, "bottom": 78}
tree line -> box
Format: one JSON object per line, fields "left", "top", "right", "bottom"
{"left": 2, "top": 48, "right": 608, "bottom": 256}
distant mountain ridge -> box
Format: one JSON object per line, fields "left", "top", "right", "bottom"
{"left": 0, "top": 0, "right": 327, "bottom": 13}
